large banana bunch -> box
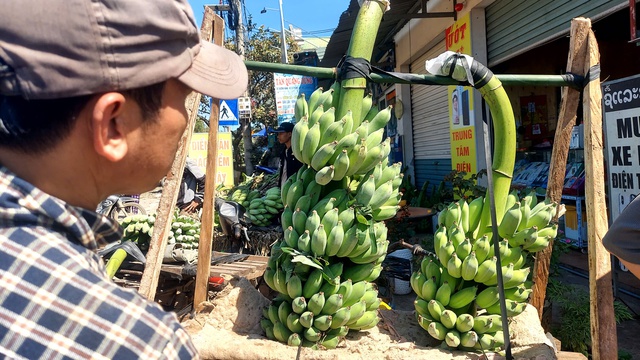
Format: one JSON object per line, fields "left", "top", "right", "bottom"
{"left": 246, "top": 187, "right": 284, "bottom": 227}
{"left": 412, "top": 188, "right": 563, "bottom": 351}
{"left": 261, "top": 81, "right": 402, "bottom": 349}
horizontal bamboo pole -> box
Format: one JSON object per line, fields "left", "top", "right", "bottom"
{"left": 245, "top": 61, "right": 579, "bottom": 88}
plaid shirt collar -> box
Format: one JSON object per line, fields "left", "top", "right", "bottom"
{"left": 0, "top": 166, "right": 122, "bottom": 249}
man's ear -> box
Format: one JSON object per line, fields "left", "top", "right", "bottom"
{"left": 91, "top": 93, "right": 128, "bottom": 162}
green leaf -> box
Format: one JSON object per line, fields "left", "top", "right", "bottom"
{"left": 291, "top": 255, "right": 323, "bottom": 270}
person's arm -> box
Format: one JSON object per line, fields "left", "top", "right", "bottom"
{"left": 602, "top": 196, "right": 640, "bottom": 279}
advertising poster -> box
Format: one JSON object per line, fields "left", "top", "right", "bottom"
{"left": 188, "top": 131, "right": 234, "bottom": 187}
{"left": 273, "top": 73, "right": 317, "bottom": 125}
{"left": 603, "top": 74, "right": 640, "bottom": 221}
{"left": 445, "top": 13, "right": 476, "bottom": 175}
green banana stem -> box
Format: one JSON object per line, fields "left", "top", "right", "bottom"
{"left": 478, "top": 76, "right": 516, "bottom": 229}
{"left": 105, "top": 248, "right": 128, "bottom": 278}
{"left": 336, "top": 0, "right": 389, "bottom": 122}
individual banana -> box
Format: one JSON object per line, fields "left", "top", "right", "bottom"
{"left": 368, "top": 180, "right": 393, "bottom": 210}
{"left": 504, "top": 284, "right": 533, "bottom": 302}
{"left": 455, "top": 314, "right": 475, "bottom": 333}
{"left": 332, "top": 149, "right": 350, "bottom": 181}
{"left": 355, "top": 174, "right": 376, "bottom": 206}
{"left": 292, "top": 296, "right": 307, "bottom": 314}
{"left": 287, "top": 274, "right": 303, "bottom": 299}
{"left": 420, "top": 276, "right": 438, "bottom": 301}
{"left": 286, "top": 312, "right": 304, "bottom": 334}
{"left": 360, "top": 93, "right": 373, "bottom": 127}
{"left": 440, "top": 309, "right": 457, "bottom": 329}
{"left": 503, "top": 267, "right": 531, "bottom": 289}
{"left": 472, "top": 235, "right": 491, "bottom": 263}
{"left": 319, "top": 118, "right": 345, "bottom": 148}
{"left": 302, "top": 268, "right": 324, "bottom": 299}
{"left": 299, "top": 311, "right": 314, "bottom": 328}
{"left": 367, "top": 105, "right": 392, "bottom": 133}
{"left": 523, "top": 235, "right": 551, "bottom": 252}
{"left": 455, "top": 238, "right": 472, "bottom": 260}
{"left": 307, "top": 291, "right": 326, "bottom": 315}
{"left": 475, "top": 286, "right": 500, "bottom": 309}
{"left": 427, "top": 299, "right": 446, "bottom": 321}
{"left": 292, "top": 210, "right": 307, "bottom": 238}
{"left": 427, "top": 321, "right": 448, "bottom": 341}
{"left": 445, "top": 329, "right": 462, "bottom": 348}
{"left": 317, "top": 107, "right": 336, "bottom": 134}
{"left": 508, "top": 225, "right": 538, "bottom": 248}
{"left": 498, "top": 201, "right": 522, "bottom": 239}
{"left": 325, "top": 222, "right": 345, "bottom": 257}
{"left": 435, "top": 281, "right": 452, "bottom": 306}
{"left": 310, "top": 141, "right": 338, "bottom": 171}
{"left": 460, "top": 330, "right": 479, "bottom": 348}
{"left": 287, "top": 333, "right": 302, "bottom": 347}
{"left": 295, "top": 93, "right": 308, "bottom": 121}
{"left": 458, "top": 198, "right": 470, "bottom": 234}
{"left": 308, "top": 104, "right": 324, "bottom": 128}
{"left": 311, "top": 224, "right": 327, "bottom": 257}
{"left": 291, "top": 118, "right": 309, "bottom": 163}
{"left": 297, "top": 230, "right": 311, "bottom": 252}
{"left": 447, "top": 285, "right": 477, "bottom": 309}
{"left": 474, "top": 256, "right": 497, "bottom": 284}
{"left": 315, "top": 165, "right": 335, "bottom": 186}
{"left": 302, "top": 122, "right": 321, "bottom": 164}
{"left": 273, "top": 321, "right": 292, "bottom": 343}
{"left": 460, "top": 251, "right": 479, "bottom": 281}
{"left": 447, "top": 253, "right": 463, "bottom": 279}
{"left": 307, "top": 87, "right": 324, "bottom": 115}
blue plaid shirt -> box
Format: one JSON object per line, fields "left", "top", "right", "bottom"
{"left": 0, "top": 167, "right": 199, "bottom": 359}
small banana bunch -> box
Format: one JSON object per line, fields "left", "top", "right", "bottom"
{"left": 229, "top": 187, "right": 259, "bottom": 208}
{"left": 413, "top": 189, "right": 563, "bottom": 351}
{"left": 119, "top": 212, "right": 201, "bottom": 253}
{"left": 262, "top": 257, "right": 381, "bottom": 349}
{"left": 246, "top": 187, "right": 284, "bottom": 226}
{"left": 290, "top": 88, "right": 393, "bottom": 185}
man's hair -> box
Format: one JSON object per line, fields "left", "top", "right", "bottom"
{"left": 0, "top": 82, "right": 166, "bottom": 154}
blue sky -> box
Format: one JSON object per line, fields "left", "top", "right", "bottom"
{"left": 187, "top": 0, "right": 347, "bottom": 40}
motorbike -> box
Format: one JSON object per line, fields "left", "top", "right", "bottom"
{"left": 214, "top": 197, "right": 251, "bottom": 253}
{"left": 96, "top": 194, "right": 146, "bottom": 221}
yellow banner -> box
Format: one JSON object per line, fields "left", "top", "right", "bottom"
{"left": 188, "top": 132, "right": 234, "bottom": 187}
{"left": 446, "top": 13, "right": 477, "bottom": 176}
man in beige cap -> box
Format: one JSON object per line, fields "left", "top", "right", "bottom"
{"left": 0, "top": 0, "right": 247, "bottom": 358}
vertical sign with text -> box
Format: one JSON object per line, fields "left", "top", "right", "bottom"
{"left": 445, "top": 13, "right": 477, "bottom": 176}
{"left": 274, "top": 73, "right": 317, "bottom": 125}
{"left": 188, "top": 132, "right": 234, "bottom": 188}
{"left": 603, "top": 74, "right": 640, "bottom": 221}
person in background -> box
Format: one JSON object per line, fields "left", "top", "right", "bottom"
{"left": 0, "top": 0, "right": 247, "bottom": 358}
{"left": 271, "top": 121, "right": 303, "bottom": 188}
{"left": 603, "top": 195, "right": 640, "bottom": 279}
{"left": 177, "top": 158, "right": 206, "bottom": 215}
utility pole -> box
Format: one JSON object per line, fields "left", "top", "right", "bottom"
{"left": 229, "top": 0, "right": 254, "bottom": 176}
{"left": 211, "top": 0, "right": 254, "bottom": 176}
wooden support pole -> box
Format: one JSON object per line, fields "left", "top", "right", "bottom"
{"left": 531, "top": 18, "right": 590, "bottom": 318}
{"left": 138, "top": 9, "right": 214, "bottom": 300}
{"left": 193, "top": 12, "right": 225, "bottom": 308}
{"left": 583, "top": 28, "right": 617, "bottom": 360}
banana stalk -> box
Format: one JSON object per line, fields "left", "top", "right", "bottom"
{"left": 477, "top": 75, "right": 517, "bottom": 231}
{"left": 335, "top": 0, "right": 389, "bottom": 122}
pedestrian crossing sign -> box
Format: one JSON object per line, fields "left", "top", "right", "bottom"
{"left": 219, "top": 99, "right": 239, "bottom": 126}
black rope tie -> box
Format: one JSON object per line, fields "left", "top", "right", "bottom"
{"left": 336, "top": 56, "right": 373, "bottom": 82}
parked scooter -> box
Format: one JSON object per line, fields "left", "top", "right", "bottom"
{"left": 214, "top": 197, "right": 251, "bottom": 253}
{"left": 97, "top": 194, "right": 146, "bottom": 221}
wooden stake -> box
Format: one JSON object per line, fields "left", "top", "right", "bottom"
{"left": 530, "top": 18, "right": 589, "bottom": 318}
{"left": 138, "top": 9, "right": 214, "bottom": 300}
{"left": 583, "top": 28, "right": 617, "bottom": 360}
{"left": 193, "top": 11, "right": 225, "bottom": 308}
